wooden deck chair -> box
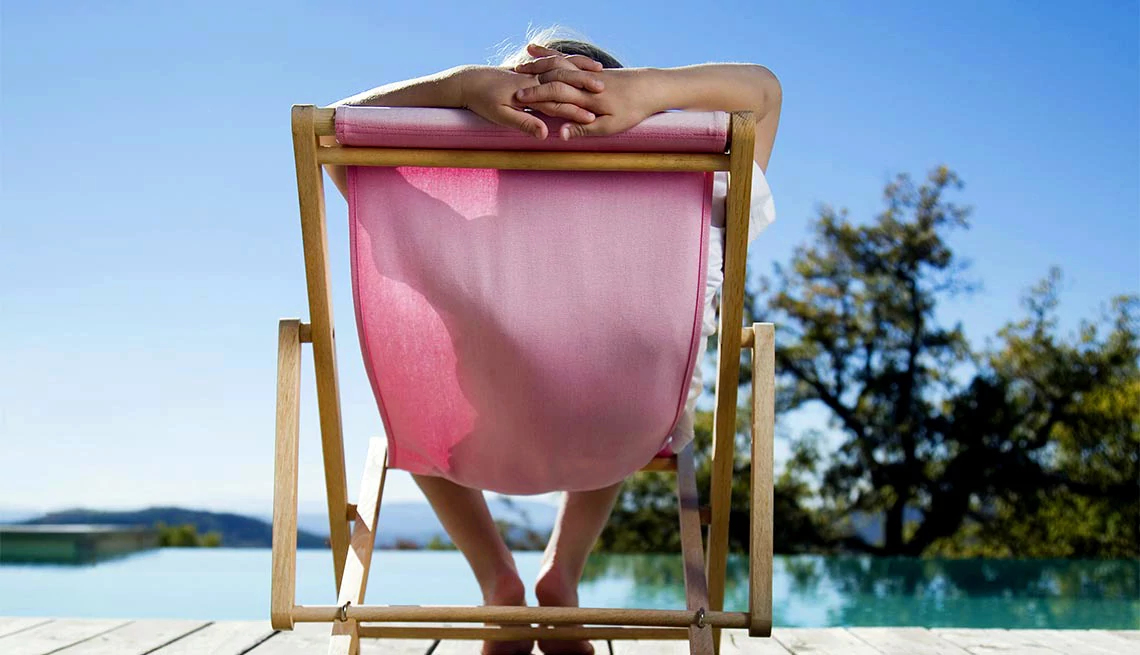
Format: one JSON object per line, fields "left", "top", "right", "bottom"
{"left": 271, "top": 104, "right": 776, "bottom": 655}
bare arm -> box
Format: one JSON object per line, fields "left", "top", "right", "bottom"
{"left": 514, "top": 62, "right": 782, "bottom": 171}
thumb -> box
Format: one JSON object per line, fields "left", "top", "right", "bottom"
{"left": 496, "top": 106, "right": 548, "bottom": 139}
{"left": 560, "top": 116, "right": 612, "bottom": 140}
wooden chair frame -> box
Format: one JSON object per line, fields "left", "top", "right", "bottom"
{"left": 271, "top": 105, "right": 775, "bottom": 655}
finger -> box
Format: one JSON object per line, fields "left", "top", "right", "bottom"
{"left": 526, "top": 43, "right": 561, "bottom": 57}
{"left": 564, "top": 54, "right": 604, "bottom": 71}
{"left": 536, "top": 68, "right": 604, "bottom": 92}
{"left": 524, "top": 101, "right": 596, "bottom": 124}
{"left": 490, "top": 105, "right": 548, "bottom": 139}
{"left": 517, "top": 45, "right": 603, "bottom": 72}
{"left": 515, "top": 55, "right": 603, "bottom": 74}
{"left": 560, "top": 115, "right": 616, "bottom": 140}
{"left": 514, "top": 55, "right": 577, "bottom": 75}
{"left": 515, "top": 81, "right": 595, "bottom": 107}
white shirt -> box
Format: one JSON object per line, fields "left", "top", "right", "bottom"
{"left": 703, "top": 162, "right": 776, "bottom": 338}
{"left": 668, "top": 161, "right": 775, "bottom": 450}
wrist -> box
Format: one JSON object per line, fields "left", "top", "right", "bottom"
{"left": 637, "top": 68, "right": 673, "bottom": 114}
{"left": 450, "top": 65, "right": 482, "bottom": 109}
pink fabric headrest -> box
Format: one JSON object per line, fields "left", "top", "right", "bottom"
{"left": 336, "top": 106, "right": 728, "bottom": 152}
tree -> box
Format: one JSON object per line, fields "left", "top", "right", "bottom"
{"left": 155, "top": 521, "right": 222, "bottom": 547}
{"left": 756, "top": 167, "right": 1138, "bottom": 556}
{"left": 758, "top": 166, "right": 974, "bottom": 554}
{"left": 927, "top": 273, "right": 1139, "bottom": 557}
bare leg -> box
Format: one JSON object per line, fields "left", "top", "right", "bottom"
{"left": 413, "top": 474, "right": 532, "bottom": 655}
{"left": 534, "top": 481, "right": 624, "bottom": 655}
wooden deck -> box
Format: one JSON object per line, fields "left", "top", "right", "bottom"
{"left": 0, "top": 618, "right": 1136, "bottom": 654}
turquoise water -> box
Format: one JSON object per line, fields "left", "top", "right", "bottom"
{"left": 0, "top": 550, "right": 1136, "bottom": 628}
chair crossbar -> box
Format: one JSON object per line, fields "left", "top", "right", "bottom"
{"left": 356, "top": 625, "right": 690, "bottom": 641}
{"left": 292, "top": 604, "right": 751, "bottom": 629}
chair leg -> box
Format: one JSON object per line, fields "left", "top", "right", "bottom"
{"left": 705, "top": 470, "right": 731, "bottom": 654}
{"left": 329, "top": 438, "right": 388, "bottom": 655}
{"left": 271, "top": 319, "right": 302, "bottom": 631}
{"left": 676, "top": 445, "right": 716, "bottom": 655}
{"left": 749, "top": 323, "right": 775, "bottom": 637}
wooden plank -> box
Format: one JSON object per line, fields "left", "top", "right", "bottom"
{"left": 621, "top": 640, "right": 689, "bottom": 653}
{"left": 317, "top": 146, "right": 731, "bottom": 172}
{"left": 773, "top": 628, "right": 884, "bottom": 655}
{"left": 848, "top": 628, "right": 969, "bottom": 655}
{"left": 722, "top": 629, "right": 793, "bottom": 654}
{"left": 250, "top": 623, "right": 428, "bottom": 654}
{"left": 1014, "top": 630, "right": 1139, "bottom": 654}
{"left": 706, "top": 110, "right": 756, "bottom": 655}
{"left": 152, "top": 621, "right": 276, "bottom": 654}
{"left": 676, "top": 445, "right": 716, "bottom": 654}
{"left": 432, "top": 638, "right": 608, "bottom": 654}
{"left": 621, "top": 631, "right": 791, "bottom": 655}
{"left": 0, "top": 619, "right": 130, "bottom": 655}
{"left": 52, "top": 620, "right": 208, "bottom": 654}
{"left": 271, "top": 318, "right": 301, "bottom": 630}
{"left": 748, "top": 323, "right": 775, "bottom": 637}
{"left": 0, "top": 618, "right": 52, "bottom": 639}
{"left": 329, "top": 439, "right": 388, "bottom": 655}
{"left": 931, "top": 628, "right": 1064, "bottom": 655}
{"left": 1109, "top": 630, "right": 1140, "bottom": 641}
{"left": 291, "top": 104, "right": 351, "bottom": 592}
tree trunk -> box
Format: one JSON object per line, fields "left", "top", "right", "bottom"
{"left": 884, "top": 497, "right": 906, "bottom": 553}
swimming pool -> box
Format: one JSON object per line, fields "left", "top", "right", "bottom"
{"left": 0, "top": 550, "right": 1136, "bottom": 629}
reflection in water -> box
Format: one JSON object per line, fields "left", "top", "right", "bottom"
{"left": 580, "top": 554, "right": 1140, "bottom": 629}
{"left": 1, "top": 550, "right": 1136, "bottom": 628}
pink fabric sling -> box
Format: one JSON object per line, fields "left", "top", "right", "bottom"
{"left": 338, "top": 107, "right": 728, "bottom": 494}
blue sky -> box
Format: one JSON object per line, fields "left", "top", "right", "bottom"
{"left": 1, "top": 1, "right": 1137, "bottom": 515}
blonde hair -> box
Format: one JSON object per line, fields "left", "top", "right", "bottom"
{"left": 497, "top": 25, "right": 623, "bottom": 69}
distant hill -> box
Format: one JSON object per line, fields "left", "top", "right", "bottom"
{"left": 9, "top": 499, "right": 559, "bottom": 550}
{"left": 291, "top": 498, "right": 559, "bottom": 548}
{"left": 19, "top": 507, "right": 327, "bottom": 549}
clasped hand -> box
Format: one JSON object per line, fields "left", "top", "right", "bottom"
{"left": 463, "top": 44, "right": 655, "bottom": 140}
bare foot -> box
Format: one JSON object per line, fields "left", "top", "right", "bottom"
{"left": 534, "top": 562, "right": 594, "bottom": 655}
{"left": 483, "top": 570, "right": 534, "bottom": 655}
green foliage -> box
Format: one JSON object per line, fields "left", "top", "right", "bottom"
{"left": 753, "top": 166, "right": 1137, "bottom": 557}
{"left": 425, "top": 535, "right": 456, "bottom": 550}
{"left": 929, "top": 277, "right": 1139, "bottom": 558}
{"left": 155, "top": 521, "right": 222, "bottom": 548}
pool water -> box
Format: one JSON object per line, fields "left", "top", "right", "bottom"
{"left": 0, "top": 550, "right": 1136, "bottom": 628}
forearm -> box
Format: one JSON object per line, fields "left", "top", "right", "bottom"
{"left": 328, "top": 65, "right": 472, "bottom": 110}
{"left": 321, "top": 65, "right": 477, "bottom": 196}
{"left": 645, "top": 64, "right": 780, "bottom": 117}
{"left": 644, "top": 64, "right": 782, "bottom": 169}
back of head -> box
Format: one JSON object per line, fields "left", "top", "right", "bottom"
{"left": 499, "top": 25, "right": 623, "bottom": 69}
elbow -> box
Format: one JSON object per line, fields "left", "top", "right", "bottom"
{"left": 752, "top": 65, "right": 781, "bottom": 118}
